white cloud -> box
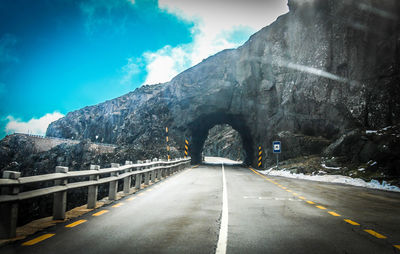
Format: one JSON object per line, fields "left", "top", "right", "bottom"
{"left": 137, "top": 0, "right": 289, "bottom": 85}
{"left": 121, "top": 57, "right": 141, "bottom": 84}
{"left": 142, "top": 45, "right": 191, "bottom": 85}
{"left": 5, "top": 112, "right": 64, "bottom": 136}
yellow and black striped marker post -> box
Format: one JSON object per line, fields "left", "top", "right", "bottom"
{"left": 258, "top": 146, "right": 262, "bottom": 168}
{"left": 184, "top": 139, "right": 189, "bottom": 158}
{"left": 166, "top": 127, "right": 170, "bottom": 161}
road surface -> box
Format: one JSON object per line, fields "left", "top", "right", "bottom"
{"left": 2, "top": 163, "right": 400, "bottom": 253}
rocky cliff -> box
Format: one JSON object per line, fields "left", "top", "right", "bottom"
{"left": 46, "top": 0, "right": 400, "bottom": 171}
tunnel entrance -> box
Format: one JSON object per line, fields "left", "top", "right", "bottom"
{"left": 203, "top": 124, "right": 245, "bottom": 162}
{"left": 189, "top": 113, "right": 254, "bottom": 165}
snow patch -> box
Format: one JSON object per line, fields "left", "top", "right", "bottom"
{"left": 204, "top": 156, "right": 242, "bottom": 165}
{"left": 321, "top": 163, "right": 341, "bottom": 170}
{"left": 259, "top": 168, "right": 400, "bottom": 192}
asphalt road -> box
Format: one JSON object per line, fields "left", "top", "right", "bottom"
{"left": 2, "top": 163, "right": 400, "bottom": 254}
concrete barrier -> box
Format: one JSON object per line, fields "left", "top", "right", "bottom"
{"left": 0, "top": 171, "right": 20, "bottom": 238}
{"left": 87, "top": 165, "right": 100, "bottom": 209}
{"left": 53, "top": 166, "right": 68, "bottom": 220}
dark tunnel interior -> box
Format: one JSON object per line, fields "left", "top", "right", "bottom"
{"left": 188, "top": 112, "right": 255, "bottom": 165}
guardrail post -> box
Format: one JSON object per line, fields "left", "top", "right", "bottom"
{"left": 123, "top": 161, "right": 133, "bottom": 194}
{"left": 151, "top": 169, "right": 156, "bottom": 183}
{"left": 135, "top": 173, "right": 142, "bottom": 190}
{"left": 144, "top": 172, "right": 150, "bottom": 186}
{"left": 87, "top": 165, "right": 100, "bottom": 209}
{"left": 157, "top": 168, "right": 162, "bottom": 181}
{"left": 109, "top": 163, "right": 120, "bottom": 200}
{"left": 0, "top": 171, "right": 21, "bottom": 239}
{"left": 53, "top": 166, "right": 68, "bottom": 220}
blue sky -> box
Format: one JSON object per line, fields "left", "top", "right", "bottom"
{"left": 0, "top": 0, "right": 288, "bottom": 139}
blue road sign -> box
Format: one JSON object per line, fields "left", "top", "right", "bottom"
{"left": 273, "top": 141, "right": 281, "bottom": 153}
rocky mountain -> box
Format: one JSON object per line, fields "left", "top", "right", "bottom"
{"left": 46, "top": 0, "right": 400, "bottom": 173}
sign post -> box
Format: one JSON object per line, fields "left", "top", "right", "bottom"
{"left": 184, "top": 139, "right": 189, "bottom": 158}
{"left": 273, "top": 141, "right": 281, "bottom": 169}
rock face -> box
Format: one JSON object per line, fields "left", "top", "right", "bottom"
{"left": 47, "top": 0, "right": 400, "bottom": 169}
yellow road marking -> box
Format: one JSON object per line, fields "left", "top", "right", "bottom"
{"left": 22, "top": 234, "right": 55, "bottom": 246}
{"left": 93, "top": 210, "right": 109, "bottom": 216}
{"left": 65, "top": 219, "right": 87, "bottom": 228}
{"left": 364, "top": 229, "right": 387, "bottom": 239}
{"left": 192, "top": 165, "right": 200, "bottom": 168}
{"left": 127, "top": 197, "right": 136, "bottom": 201}
{"left": 249, "top": 167, "right": 268, "bottom": 178}
{"left": 146, "top": 188, "right": 153, "bottom": 192}
{"left": 138, "top": 193, "right": 144, "bottom": 196}
{"left": 112, "top": 203, "right": 124, "bottom": 208}
{"left": 246, "top": 166, "right": 395, "bottom": 246}
{"left": 344, "top": 219, "right": 360, "bottom": 226}
{"left": 328, "top": 211, "right": 341, "bottom": 217}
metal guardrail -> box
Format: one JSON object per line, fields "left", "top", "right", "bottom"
{"left": 0, "top": 158, "right": 191, "bottom": 239}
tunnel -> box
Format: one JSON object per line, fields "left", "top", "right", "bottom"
{"left": 188, "top": 112, "right": 255, "bottom": 165}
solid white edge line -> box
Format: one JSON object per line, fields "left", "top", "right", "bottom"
{"left": 216, "top": 163, "right": 228, "bottom": 254}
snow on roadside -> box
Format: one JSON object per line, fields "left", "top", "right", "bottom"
{"left": 259, "top": 168, "right": 400, "bottom": 193}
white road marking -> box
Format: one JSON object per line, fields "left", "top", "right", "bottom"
{"left": 243, "top": 196, "right": 301, "bottom": 201}
{"left": 216, "top": 163, "right": 228, "bottom": 254}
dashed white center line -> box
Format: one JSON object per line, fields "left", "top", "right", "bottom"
{"left": 216, "top": 163, "right": 228, "bottom": 254}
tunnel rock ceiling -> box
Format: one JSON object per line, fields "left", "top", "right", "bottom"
{"left": 47, "top": 0, "right": 400, "bottom": 167}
